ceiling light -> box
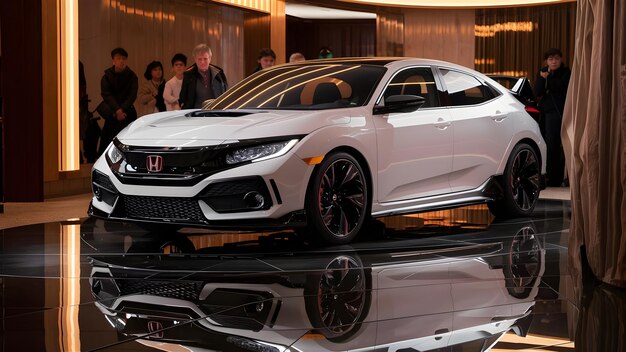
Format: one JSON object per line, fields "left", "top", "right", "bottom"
{"left": 340, "top": 0, "right": 575, "bottom": 8}
{"left": 285, "top": 3, "right": 376, "bottom": 19}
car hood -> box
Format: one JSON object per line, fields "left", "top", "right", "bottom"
{"left": 116, "top": 109, "right": 350, "bottom": 147}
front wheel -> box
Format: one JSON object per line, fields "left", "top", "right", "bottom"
{"left": 304, "top": 152, "right": 369, "bottom": 245}
{"left": 488, "top": 143, "right": 541, "bottom": 218}
{"left": 304, "top": 254, "right": 371, "bottom": 341}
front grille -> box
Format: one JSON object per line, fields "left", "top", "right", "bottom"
{"left": 123, "top": 195, "right": 206, "bottom": 223}
{"left": 117, "top": 279, "right": 203, "bottom": 300}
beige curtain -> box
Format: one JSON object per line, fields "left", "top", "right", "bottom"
{"left": 563, "top": 0, "right": 626, "bottom": 288}
{"left": 576, "top": 284, "right": 626, "bottom": 350}
{"left": 475, "top": 3, "right": 576, "bottom": 84}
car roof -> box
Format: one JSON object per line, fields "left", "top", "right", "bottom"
{"left": 285, "top": 57, "right": 490, "bottom": 80}
{"left": 286, "top": 57, "right": 467, "bottom": 68}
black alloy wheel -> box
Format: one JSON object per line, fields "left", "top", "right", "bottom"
{"left": 505, "top": 226, "right": 542, "bottom": 298}
{"left": 489, "top": 143, "right": 541, "bottom": 218}
{"left": 305, "top": 152, "right": 368, "bottom": 244}
{"left": 304, "top": 255, "right": 370, "bottom": 341}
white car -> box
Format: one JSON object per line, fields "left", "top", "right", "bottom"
{"left": 90, "top": 58, "right": 546, "bottom": 244}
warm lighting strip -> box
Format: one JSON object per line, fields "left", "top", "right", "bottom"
{"left": 258, "top": 66, "right": 359, "bottom": 108}
{"left": 223, "top": 65, "right": 337, "bottom": 109}
{"left": 212, "top": 0, "right": 272, "bottom": 13}
{"left": 492, "top": 331, "right": 574, "bottom": 350}
{"left": 341, "top": 0, "right": 574, "bottom": 7}
{"left": 217, "top": 67, "right": 297, "bottom": 108}
{"left": 59, "top": 0, "right": 79, "bottom": 171}
{"left": 485, "top": 70, "right": 529, "bottom": 76}
{"left": 475, "top": 21, "right": 534, "bottom": 37}
{"left": 106, "top": 1, "right": 175, "bottom": 21}
{"left": 59, "top": 224, "right": 81, "bottom": 351}
{"left": 475, "top": 58, "right": 496, "bottom": 65}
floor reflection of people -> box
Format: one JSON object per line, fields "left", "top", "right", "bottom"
{"left": 576, "top": 283, "right": 626, "bottom": 351}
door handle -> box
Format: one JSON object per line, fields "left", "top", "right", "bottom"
{"left": 491, "top": 110, "right": 508, "bottom": 122}
{"left": 434, "top": 328, "right": 450, "bottom": 340}
{"left": 434, "top": 118, "right": 451, "bottom": 130}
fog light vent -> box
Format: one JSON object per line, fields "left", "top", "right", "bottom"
{"left": 244, "top": 191, "right": 265, "bottom": 210}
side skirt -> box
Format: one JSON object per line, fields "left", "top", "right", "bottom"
{"left": 371, "top": 177, "right": 503, "bottom": 218}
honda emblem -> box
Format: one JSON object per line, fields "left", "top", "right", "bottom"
{"left": 147, "top": 320, "right": 164, "bottom": 339}
{"left": 146, "top": 155, "right": 163, "bottom": 172}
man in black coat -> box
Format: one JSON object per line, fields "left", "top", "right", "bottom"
{"left": 179, "top": 44, "right": 228, "bottom": 109}
{"left": 98, "top": 47, "right": 138, "bottom": 156}
{"left": 535, "top": 48, "right": 571, "bottom": 187}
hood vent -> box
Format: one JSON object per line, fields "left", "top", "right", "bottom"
{"left": 186, "top": 110, "right": 261, "bottom": 118}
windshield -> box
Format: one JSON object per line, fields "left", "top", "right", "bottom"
{"left": 205, "top": 64, "right": 386, "bottom": 110}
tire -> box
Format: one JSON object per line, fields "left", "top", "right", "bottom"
{"left": 304, "top": 254, "right": 371, "bottom": 342}
{"left": 488, "top": 143, "right": 541, "bottom": 218}
{"left": 504, "top": 225, "right": 542, "bottom": 298}
{"left": 304, "top": 152, "right": 369, "bottom": 245}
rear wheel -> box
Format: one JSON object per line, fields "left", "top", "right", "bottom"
{"left": 488, "top": 143, "right": 541, "bottom": 218}
{"left": 505, "top": 225, "right": 542, "bottom": 298}
{"left": 304, "top": 152, "right": 369, "bottom": 245}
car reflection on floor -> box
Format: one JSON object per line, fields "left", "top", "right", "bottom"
{"left": 82, "top": 204, "right": 546, "bottom": 352}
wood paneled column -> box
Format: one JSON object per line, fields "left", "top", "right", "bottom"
{"left": 0, "top": 0, "right": 45, "bottom": 201}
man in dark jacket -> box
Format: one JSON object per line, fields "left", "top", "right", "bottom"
{"left": 179, "top": 44, "right": 228, "bottom": 109}
{"left": 98, "top": 47, "right": 138, "bottom": 156}
{"left": 534, "top": 48, "right": 571, "bottom": 187}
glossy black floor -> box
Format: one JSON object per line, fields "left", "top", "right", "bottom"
{"left": 1, "top": 199, "right": 624, "bottom": 351}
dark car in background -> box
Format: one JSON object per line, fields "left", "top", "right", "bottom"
{"left": 487, "top": 75, "right": 541, "bottom": 123}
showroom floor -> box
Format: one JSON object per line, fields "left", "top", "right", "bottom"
{"left": 1, "top": 192, "right": 624, "bottom": 351}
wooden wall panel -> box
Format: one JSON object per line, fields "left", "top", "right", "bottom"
{"left": 0, "top": 0, "right": 44, "bottom": 201}
{"left": 243, "top": 12, "right": 271, "bottom": 75}
{"left": 270, "top": 0, "right": 286, "bottom": 64}
{"left": 42, "top": 0, "right": 60, "bottom": 183}
{"left": 403, "top": 8, "right": 475, "bottom": 68}
{"left": 377, "top": 11, "right": 404, "bottom": 57}
{"left": 286, "top": 17, "right": 376, "bottom": 61}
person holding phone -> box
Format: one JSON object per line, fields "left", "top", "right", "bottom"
{"left": 535, "top": 48, "right": 571, "bottom": 187}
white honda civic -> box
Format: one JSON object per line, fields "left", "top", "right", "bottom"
{"left": 90, "top": 57, "right": 546, "bottom": 244}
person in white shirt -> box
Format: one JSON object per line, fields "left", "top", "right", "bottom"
{"left": 163, "top": 53, "right": 187, "bottom": 111}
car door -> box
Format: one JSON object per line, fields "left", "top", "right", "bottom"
{"left": 373, "top": 66, "right": 453, "bottom": 203}
{"left": 438, "top": 68, "right": 515, "bottom": 192}
{"left": 374, "top": 259, "right": 453, "bottom": 351}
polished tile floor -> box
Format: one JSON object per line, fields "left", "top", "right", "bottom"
{"left": 1, "top": 198, "right": 624, "bottom": 351}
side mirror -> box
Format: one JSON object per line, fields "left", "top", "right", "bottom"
{"left": 373, "top": 95, "right": 425, "bottom": 115}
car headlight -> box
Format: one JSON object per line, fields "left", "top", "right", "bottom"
{"left": 106, "top": 143, "right": 124, "bottom": 164}
{"left": 225, "top": 139, "right": 298, "bottom": 165}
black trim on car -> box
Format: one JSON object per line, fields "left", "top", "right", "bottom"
{"left": 88, "top": 201, "right": 307, "bottom": 229}
{"left": 107, "top": 135, "right": 305, "bottom": 187}
{"left": 269, "top": 179, "right": 282, "bottom": 204}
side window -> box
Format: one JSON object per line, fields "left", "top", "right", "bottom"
{"left": 382, "top": 67, "right": 440, "bottom": 108}
{"left": 439, "top": 69, "right": 495, "bottom": 107}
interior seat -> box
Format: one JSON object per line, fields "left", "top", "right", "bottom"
{"left": 312, "top": 82, "right": 342, "bottom": 105}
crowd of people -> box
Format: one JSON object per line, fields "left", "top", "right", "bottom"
{"left": 81, "top": 44, "right": 311, "bottom": 162}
